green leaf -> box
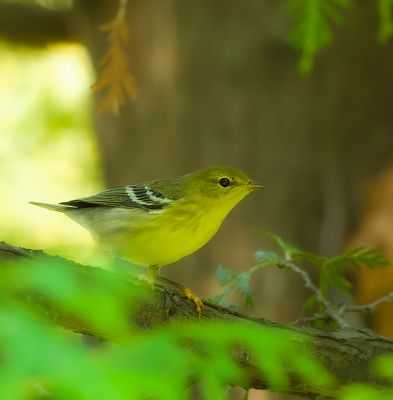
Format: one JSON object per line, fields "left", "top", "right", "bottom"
{"left": 234, "top": 272, "right": 253, "bottom": 307}
{"left": 207, "top": 287, "right": 239, "bottom": 309}
{"left": 373, "top": 355, "right": 393, "bottom": 381}
{"left": 261, "top": 231, "right": 300, "bottom": 258}
{"left": 340, "top": 384, "right": 393, "bottom": 400}
{"left": 255, "top": 250, "right": 281, "bottom": 266}
{"left": 285, "top": 0, "right": 351, "bottom": 73}
{"left": 291, "top": 353, "right": 335, "bottom": 388}
{"left": 315, "top": 247, "right": 389, "bottom": 300}
{"left": 378, "top": 0, "right": 393, "bottom": 42}
{"left": 214, "top": 265, "right": 255, "bottom": 307}
{"left": 216, "top": 265, "right": 237, "bottom": 286}
{"left": 331, "top": 274, "right": 352, "bottom": 294}
{"left": 302, "top": 294, "right": 318, "bottom": 312}
{"left": 292, "top": 250, "right": 326, "bottom": 267}
{"left": 325, "top": 247, "right": 390, "bottom": 271}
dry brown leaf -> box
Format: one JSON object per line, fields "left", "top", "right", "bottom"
{"left": 91, "top": 0, "right": 137, "bottom": 115}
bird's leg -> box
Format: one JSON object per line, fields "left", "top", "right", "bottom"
{"left": 141, "top": 265, "right": 161, "bottom": 289}
{"left": 148, "top": 265, "right": 161, "bottom": 278}
{"left": 148, "top": 266, "right": 203, "bottom": 316}
{"left": 181, "top": 287, "right": 204, "bottom": 316}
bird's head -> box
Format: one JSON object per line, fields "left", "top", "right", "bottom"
{"left": 182, "top": 166, "right": 263, "bottom": 209}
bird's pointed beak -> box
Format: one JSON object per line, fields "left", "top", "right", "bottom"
{"left": 247, "top": 181, "right": 265, "bottom": 191}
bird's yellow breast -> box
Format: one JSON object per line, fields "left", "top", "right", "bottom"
{"left": 84, "top": 194, "right": 236, "bottom": 266}
{"left": 112, "top": 203, "right": 227, "bottom": 266}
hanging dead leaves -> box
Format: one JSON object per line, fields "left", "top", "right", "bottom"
{"left": 91, "top": 0, "right": 137, "bottom": 115}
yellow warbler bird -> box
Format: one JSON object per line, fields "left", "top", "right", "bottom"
{"left": 31, "top": 166, "right": 263, "bottom": 313}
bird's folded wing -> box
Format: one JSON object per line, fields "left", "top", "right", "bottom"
{"left": 60, "top": 185, "right": 175, "bottom": 211}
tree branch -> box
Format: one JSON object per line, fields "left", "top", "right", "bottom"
{"left": 290, "top": 290, "right": 393, "bottom": 326}
{"left": 342, "top": 291, "right": 393, "bottom": 314}
{"left": 277, "top": 259, "right": 350, "bottom": 329}
{"left": 1, "top": 241, "right": 393, "bottom": 399}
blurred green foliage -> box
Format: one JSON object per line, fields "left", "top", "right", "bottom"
{"left": 285, "top": 0, "right": 393, "bottom": 73}
{"left": 0, "top": 256, "right": 336, "bottom": 399}
{"left": 286, "top": 0, "right": 351, "bottom": 73}
{"left": 1, "top": 249, "right": 392, "bottom": 398}
{"left": 379, "top": 0, "right": 393, "bottom": 41}
{"left": 340, "top": 383, "right": 393, "bottom": 400}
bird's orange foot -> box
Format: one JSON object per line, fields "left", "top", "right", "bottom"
{"left": 182, "top": 287, "right": 204, "bottom": 316}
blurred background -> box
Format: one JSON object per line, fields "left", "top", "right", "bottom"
{"left": 1, "top": 1, "right": 393, "bottom": 394}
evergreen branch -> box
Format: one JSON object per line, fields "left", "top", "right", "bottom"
{"left": 342, "top": 290, "right": 393, "bottom": 315}
{"left": 211, "top": 266, "right": 254, "bottom": 308}
{"left": 285, "top": 0, "right": 350, "bottom": 73}
{"left": 378, "top": 0, "right": 393, "bottom": 42}
{"left": 325, "top": 247, "right": 390, "bottom": 270}
{"left": 278, "top": 259, "right": 349, "bottom": 329}
{"left": 258, "top": 233, "right": 391, "bottom": 328}
{"left": 292, "top": 291, "right": 393, "bottom": 326}
{"left": 290, "top": 313, "right": 332, "bottom": 326}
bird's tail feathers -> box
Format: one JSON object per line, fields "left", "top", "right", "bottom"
{"left": 29, "top": 201, "right": 70, "bottom": 212}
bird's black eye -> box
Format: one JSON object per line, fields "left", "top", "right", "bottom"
{"left": 219, "top": 177, "right": 230, "bottom": 188}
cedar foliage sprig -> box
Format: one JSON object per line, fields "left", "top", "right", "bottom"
{"left": 378, "top": 0, "right": 393, "bottom": 41}
{"left": 213, "top": 232, "right": 391, "bottom": 328}
{"left": 285, "top": 0, "right": 351, "bottom": 73}
{"left": 286, "top": 0, "right": 393, "bottom": 73}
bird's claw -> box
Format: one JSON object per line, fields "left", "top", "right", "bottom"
{"left": 182, "top": 287, "right": 204, "bottom": 316}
